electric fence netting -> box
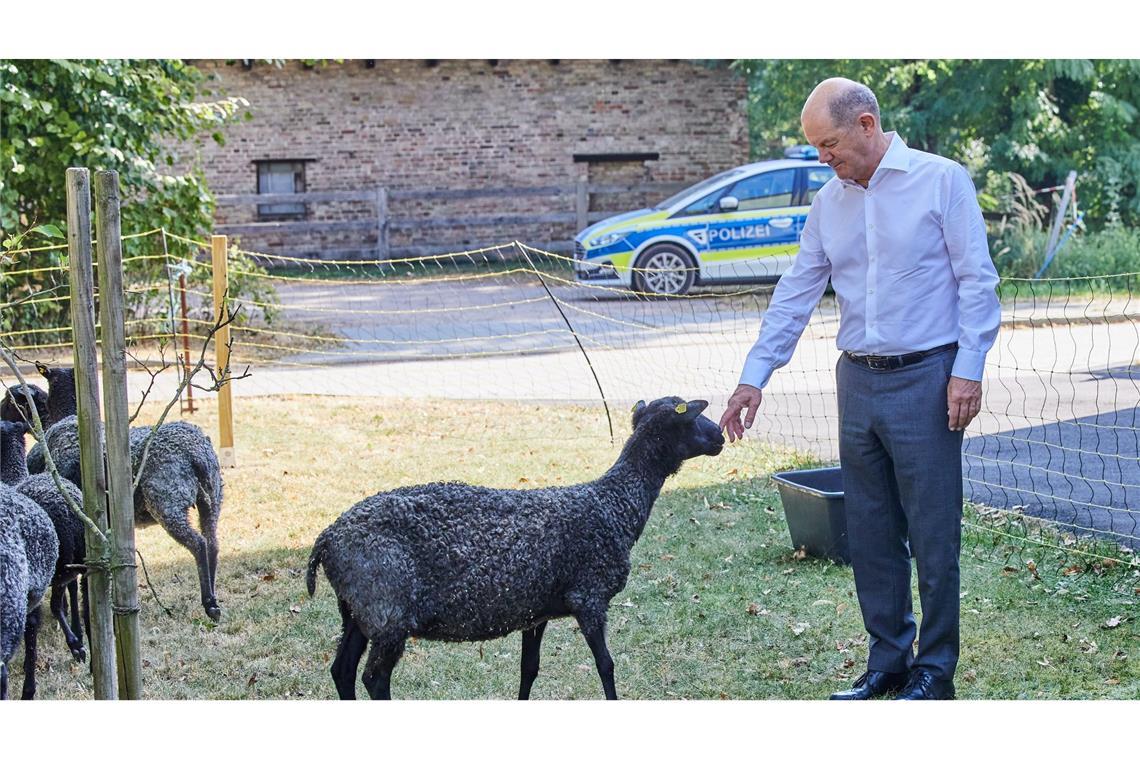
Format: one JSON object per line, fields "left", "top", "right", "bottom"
{"left": 2, "top": 232, "right": 1138, "bottom": 573}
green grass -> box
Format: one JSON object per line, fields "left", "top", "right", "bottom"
{"left": 13, "top": 396, "right": 1138, "bottom": 700}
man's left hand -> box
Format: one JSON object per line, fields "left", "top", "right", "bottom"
{"left": 947, "top": 377, "right": 983, "bottom": 431}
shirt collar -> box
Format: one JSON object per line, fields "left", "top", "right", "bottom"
{"left": 840, "top": 131, "right": 911, "bottom": 189}
{"left": 877, "top": 132, "right": 911, "bottom": 173}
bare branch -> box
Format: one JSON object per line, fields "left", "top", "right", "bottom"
{"left": 132, "top": 293, "right": 248, "bottom": 490}
{"left": 0, "top": 283, "right": 68, "bottom": 312}
{"left": 0, "top": 343, "right": 109, "bottom": 547}
{"left": 126, "top": 344, "right": 172, "bottom": 425}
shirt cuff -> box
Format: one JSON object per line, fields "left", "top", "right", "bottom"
{"left": 951, "top": 347, "right": 987, "bottom": 381}
{"left": 739, "top": 356, "right": 775, "bottom": 390}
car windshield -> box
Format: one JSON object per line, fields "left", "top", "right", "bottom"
{"left": 653, "top": 167, "right": 748, "bottom": 210}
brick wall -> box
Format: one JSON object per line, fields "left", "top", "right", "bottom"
{"left": 174, "top": 59, "right": 749, "bottom": 260}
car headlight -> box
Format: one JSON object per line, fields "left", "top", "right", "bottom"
{"left": 588, "top": 231, "right": 629, "bottom": 248}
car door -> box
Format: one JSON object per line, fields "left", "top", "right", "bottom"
{"left": 700, "top": 169, "right": 799, "bottom": 281}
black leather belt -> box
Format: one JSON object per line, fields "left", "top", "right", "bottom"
{"left": 844, "top": 342, "right": 957, "bottom": 371}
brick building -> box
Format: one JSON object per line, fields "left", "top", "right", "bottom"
{"left": 178, "top": 59, "right": 750, "bottom": 260}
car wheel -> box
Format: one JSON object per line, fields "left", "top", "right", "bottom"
{"left": 632, "top": 244, "right": 697, "bottom": 296}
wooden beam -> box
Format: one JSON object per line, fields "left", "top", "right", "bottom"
{"left": 94, "top": 170, "right": 142, "bottom": 699}
{"left": 66, "top": 167, "right": 118, "bottom": 700}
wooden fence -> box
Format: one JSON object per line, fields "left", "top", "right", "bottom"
{"left": 214, "top": 180, "right": 688, "bottom": 260}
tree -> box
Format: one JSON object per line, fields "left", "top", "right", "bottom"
{"left": 732, "top": 59, "right": 1140, "bottom": 229}
{"left": 0, "top": 59, "right": 250, "bottom": 333}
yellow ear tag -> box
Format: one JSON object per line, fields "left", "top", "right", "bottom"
{"left": 631, "top": 402, "right": 640, "bottom": 413}
{"left": 674, "top": 402, "right": 688, "bottom": 414}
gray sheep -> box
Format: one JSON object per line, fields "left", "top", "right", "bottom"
{"left": 2, "top": 419, "right": 89, "bottom": 664}
{"left": 306, "top": 396, "right": 724, "bottom": 700}
{"left": 0, "top": 511, "right": 29, "bottom": 701}
{"left": 31, "top": 366, "right": 224, "bottom": 621}
{"left": 0, "top": 483, "right": 59, "bottom": 700}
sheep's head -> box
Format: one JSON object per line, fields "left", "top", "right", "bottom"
{"left": 1, "top": 383, "right": 48, "bottom": 424}
{"left": 631, "top": 396, "right": 724, "bottom": 461}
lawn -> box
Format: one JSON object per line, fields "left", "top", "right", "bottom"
{"left": 13, "top": 395, "right": 1139, "bottom": 700}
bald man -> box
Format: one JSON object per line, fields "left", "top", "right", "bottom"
{"left": 720, "top": 78, "right": 1001, "bottom": 700}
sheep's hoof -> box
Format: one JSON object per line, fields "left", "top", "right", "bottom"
{"left": 205, "top": 605, "right": 222, "bottom": 622}
{"left": 71, "top": 646, "right": 87, "bottom": 664}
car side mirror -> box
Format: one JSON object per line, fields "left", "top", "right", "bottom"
{"left": 719, "top": 196, "right": 739, "bottom": 211}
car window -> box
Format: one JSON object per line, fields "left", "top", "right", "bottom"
{"left": 805, "top": 167, "right": 835, "bottom": 203}
{"left": 654, "top": 167, "right": 747, "bottom": 210}
{"left": 725, "top": 169, "right": 796, "bottom": 211}
{"left": 673, "top": 188, "right": 727, "bottom": 217}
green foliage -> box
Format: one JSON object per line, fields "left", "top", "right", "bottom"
{"left": 0, "top": 60, "right": 277, "bottom": 337}
{"left": 732, "top": 59, "right": 1140, "bottom": 229}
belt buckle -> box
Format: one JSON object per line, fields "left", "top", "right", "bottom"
{"left": 866, "top": 355, "right": 891, "bottom": 370}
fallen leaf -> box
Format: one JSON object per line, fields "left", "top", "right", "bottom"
{"left": 248, "top": 674, "right": 258, "bottom": 687}
{"left": 1036, "top": 657, "right": 1052, "bottom": 667}
{"left": 660, "top": 554, "right": 675, "bottom": 561}
{"left": 261, "top": 572, "right": 276, "bottom": 582}
{"left": 1101, "top": 616, "right": 1124, "bottom": 629}
{"left": 811, "top": 599, "right": 834, "bottom": 607}
{"left": 1079, "top": 638, "right": 1099, "bottom": 654}
{"left": 791, "top": 622, "right": 809, "bottom": 636}
{"left": 1105, "top": 678, "right": 1120, "bottom": 685}
{"left": 1062, "top": 565, "right": 1083, "bottom": 576}
{"left": 836, "top": 603, "right": 849, "bottom": 616}
{"left": 841, "top": 658, "right": 856, "bottom": 670}
{"left": 783, "top": 568, "right": 795, "bottom": 575}
{"left": 1026, "top": 559, "right": 1041, "bottom": 580}
{"left": 747, "top": 603, "right": 761, "bottom": 616}
{"left": 289, "top": 605, "right": 301, "bottom": 614}
{"left": 793, "top": 547, "right": 808, "bottom": 561}
{"left": 961, "top": 670, "right": 977, "bottom": 683}
{"left": 518, "top": 477, "right": 529, "bottom": 483}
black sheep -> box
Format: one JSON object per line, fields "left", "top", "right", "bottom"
{"left": 306, "top": 396, "right": 724, "bottom": 700}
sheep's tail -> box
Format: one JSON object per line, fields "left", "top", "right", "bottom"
{"left": 306, "top": 531, "right": 326, "bottom": 597}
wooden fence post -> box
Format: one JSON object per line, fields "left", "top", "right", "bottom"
{"left": 575, "top": 176, "right": 589, "bottom": 234}
{"left": 94, "top": 170, "right": 143, "bottom": 699}
{"left": 65, "top": 167, "right": 118, "bottom": 699}
{"left": 211, "top": 235, "right": 236, "bottom": 467}
{"left": 376, "top": 186, "right": 390, "bottom": 259}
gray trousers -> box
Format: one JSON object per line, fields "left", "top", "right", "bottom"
{"left": 836, "top": 347, "right": 963, "bottom": 681}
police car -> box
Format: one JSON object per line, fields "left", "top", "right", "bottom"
{"left": 573, "top": 147, "right": 835, "bottom": 295}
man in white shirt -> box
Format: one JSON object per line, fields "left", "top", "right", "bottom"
{"left": 720, "top": 78, "right": 1001, "bottom": 700}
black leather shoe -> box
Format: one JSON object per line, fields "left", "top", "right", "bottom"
{"left": 829, "top": 669, "right": 910, "bottom": 700}
{"left": 894, "top": 669, "right": 955, "bottom": 700}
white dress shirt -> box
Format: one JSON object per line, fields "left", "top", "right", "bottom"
{"left": 739, "top": 132, "right": 1001, "bottom": 390}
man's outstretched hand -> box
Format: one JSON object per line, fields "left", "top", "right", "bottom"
{"left": 719, "top": 383, "right": 763, "bottom": 443}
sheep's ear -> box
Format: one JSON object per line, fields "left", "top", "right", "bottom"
{"left": 35, "top": 361, "right": 49, "bottom": 378}
{"left": 677, "top": 399, "right": 709, "bottom": 420}
{"left": 631, "top": 400, "right": 647, "bottom": 423}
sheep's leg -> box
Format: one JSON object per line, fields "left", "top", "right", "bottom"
{"left": 518, "top": 621, "right": 547, "bottom": 700}
{"left": 1, "top": 662, "right": 7, "bottom": 700}
{"left": 151, "top": 501, "right": 220, "bottom": 621}
{"left": 361, "top": 637, "right": 406, "bottom": 700}
{"left": 575, "top": 611, "right": 617, "bottom": 700}
{"left": 21, "top": 603, "right": 42, "bottom": 700}
{"left": 68, "top": 578, "right": 85, "bottom": 660}
{"left": 50, "top": 583, "right": 85, "bottom": 662}
{"left": 331, "top": 599, "right": 368, "bottom": 700}
{"left": 197, "top": 489, "right": 221, "bottom": 597}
